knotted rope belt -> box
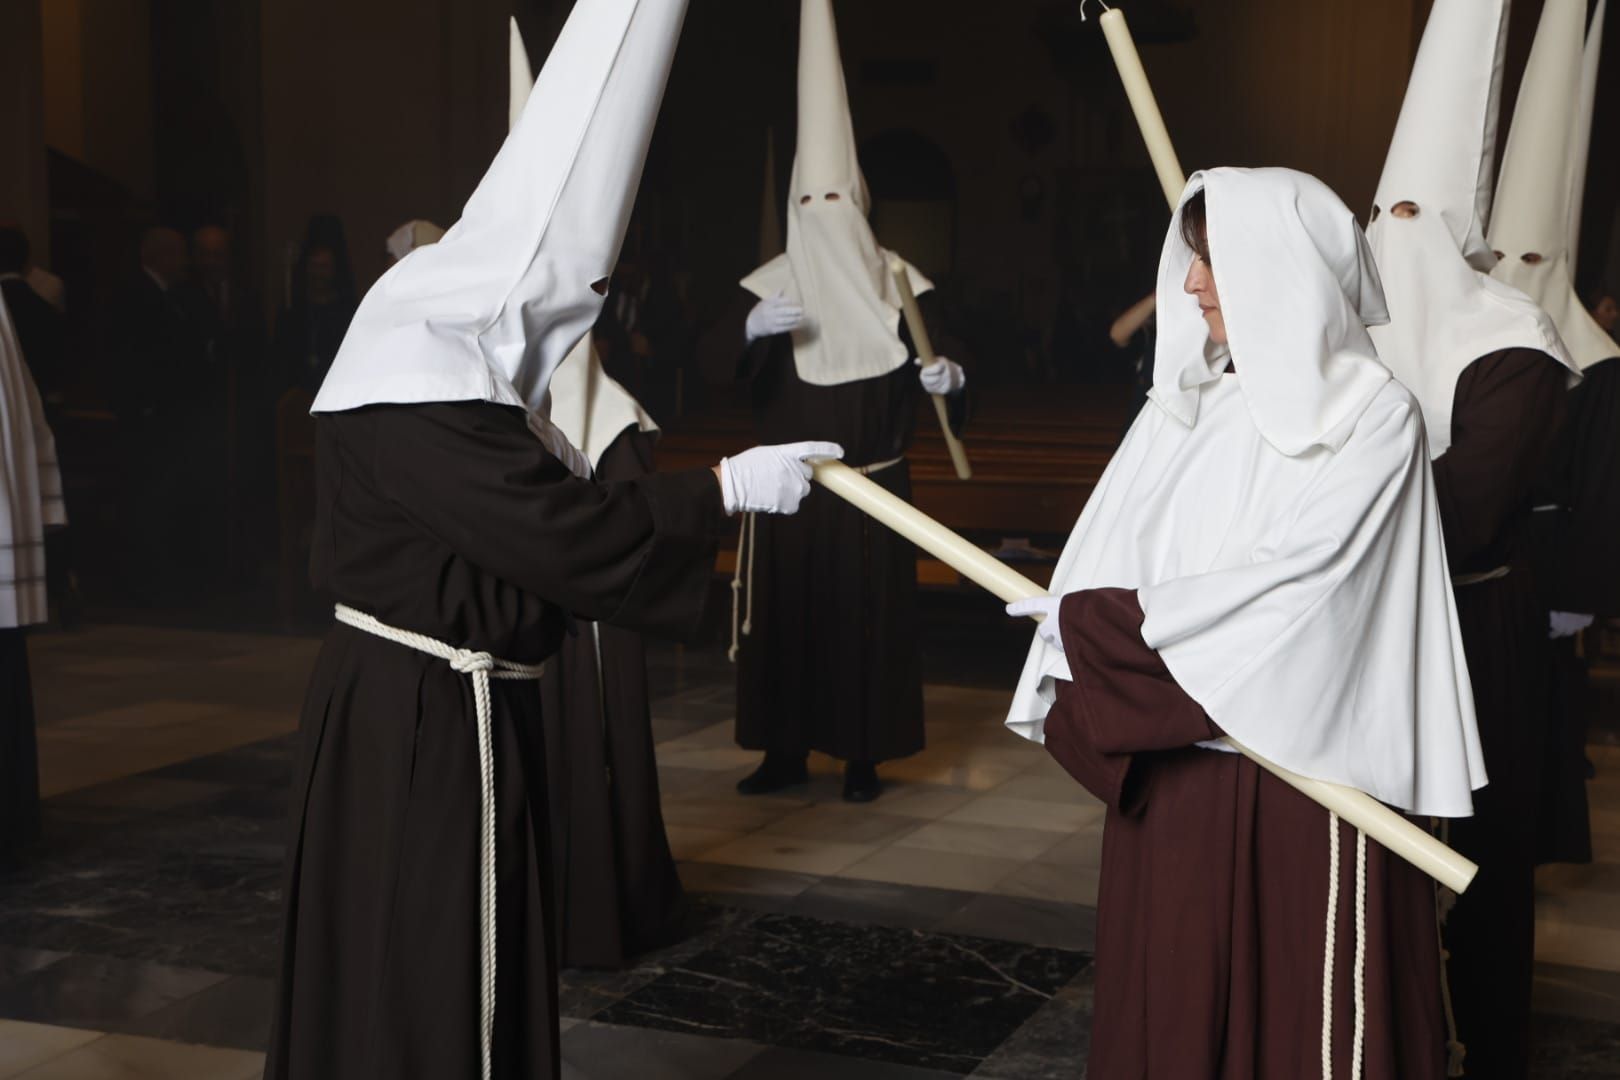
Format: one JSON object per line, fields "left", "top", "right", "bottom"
{"left": 333, "top": 604, "right": 546, "bottom": 1080}
{"left": 728, "top": 455, "right": 905, "bottom": 662}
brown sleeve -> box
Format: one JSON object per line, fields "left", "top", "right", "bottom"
{"left": 696, "top": 290, "right": 773, "bottom": 386}
{"left": 1043, "top": 587, "right": 1217, "bottom": 814}
{"left": 374, "top": 402, "right": 725, "bottom": 641}
{"left": 1432, "top": 348, "right": 1567, "bottom": 568}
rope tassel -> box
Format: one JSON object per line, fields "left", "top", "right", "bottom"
{"left": 333, "top": 604, "right": 545, "bottom": 1080}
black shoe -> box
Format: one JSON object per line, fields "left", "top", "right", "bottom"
{"left": 842, "top": 761, "right": 883, "bottom": 803}
{"left": 736, "top": 753, "right": 809, "bottom": 795}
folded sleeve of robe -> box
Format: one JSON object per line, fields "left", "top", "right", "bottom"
{"left": 373, "top": 401, "right": 724, "bottom": 639}
{"left": 1043, "top": 587, "right": 1217, "bottom": 814}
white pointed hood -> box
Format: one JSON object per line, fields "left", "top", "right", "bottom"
{"left": 1489, "top": 0, "right": 1618, "bottom": 371}
{"left": 1365, "top": 0, "right": 1574, "bottom": 456}
{"left": 506, "top": 14, "right": 657, "bottom": 467}
{"left": 741, "top": 0, "right": 933, "bottom": 387}
{"left": 759, "top": 129, "right": 782, "bottom": 265}
{"left": 311, "top": 0, "right": 690, "bottom": 420}
{"left": 1570, "top": 0, "right": 1607, "bottom": 262}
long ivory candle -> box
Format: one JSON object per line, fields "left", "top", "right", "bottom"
{"left": 810, "top": 458, "right": 1480, "bottom": 895}
{"left": 1097, "top": 6, "right": 1187, "bottom": 211}
{"left": 890, "top": 261, "right": 972, "bottom": 481}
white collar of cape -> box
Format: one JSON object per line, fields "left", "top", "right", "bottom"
{"left": 740, "top": 248, "right": 933, "bottom": 387}
{"left": 307, "top": 0, "right": 688, "bottom": 432}
{"left": 1004, "top": 167, "right": 1486, "bottom": 818}
{"left": 1486, "top": 0, "right": 1617, "bottom": 373}
{"left": 547, "top": 335, "right": 658, "bottom": 467}
{"left": 1364, "top": 0, "right": 1578, "bottom": 458}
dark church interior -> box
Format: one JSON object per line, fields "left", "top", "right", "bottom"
{"left": 1, "top": 0, "right": 1618, "bottom": 1075}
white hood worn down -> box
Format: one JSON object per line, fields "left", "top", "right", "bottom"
{"left": 0, "top": 293, "right": 65, "bottom": 629}
{"left": 1364, "top": 0, "right": 1575, "bottom": 456}
{"left": 740, "top": 0, "right": 932, "bottom": 387}
{"left": 1006, "top": 168, "right": 1484, "bottom": 818}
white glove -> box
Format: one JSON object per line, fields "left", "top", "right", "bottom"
{"left": 919, "top": 357, "right": 966, "bottom": 396}
{"left": 529, "top": 414, "right": 593, "bottom": 480}
{"left": 1550, "top": 611, "right": 1596, "bottom": 640}
{"left": 745, "top": 292, "right": 805, "bottom": 343}
{"left": 720, "top": 441, "right": 844, "bottom": 515}
{"left": 1007, "top": 595, "right": 1064, "bottom": 652}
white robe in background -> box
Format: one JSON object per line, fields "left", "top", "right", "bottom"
{"left": 0, "top": 294, "right": 65, "bottom": 629}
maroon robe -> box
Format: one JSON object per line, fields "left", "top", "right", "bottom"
{"left": 1431, "top": 349, "right": 1567, "bottom": 1080}
{"left": 1043, "top": 588, "right": 1446, "bottom": 1079}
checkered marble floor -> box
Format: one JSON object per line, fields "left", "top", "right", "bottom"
{"left": 3, "top": 623, "right": 1618, "bottom": 1078}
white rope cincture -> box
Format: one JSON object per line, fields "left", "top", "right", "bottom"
{"left": 1352, "top": 828, "right": 1368, "bottom": 1080}
{"left": 728, "top": 512, "right": 757, "bottom": 663}
{"left": 1321, "top": 811, "right": 1368, "bottom": 1080}
{"left": 1323, "top": 812, "right": 1342, "bottom": 1080}
{"left": 333, "top": 604, "right": 545, "bottom": 1080}
{"left": 726, "top": 456, "right": 904, "bottom": 665}
{"left": 1432, "top": 818, "right": 1468, "bottom": 1077}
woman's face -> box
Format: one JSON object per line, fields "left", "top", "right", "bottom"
{"left": 1183, "top": 250, "right": 1226, "bottom": 344}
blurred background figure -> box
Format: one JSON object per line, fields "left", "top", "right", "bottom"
{"left": 275, "top": 214, "right": 357, "bottom": 397}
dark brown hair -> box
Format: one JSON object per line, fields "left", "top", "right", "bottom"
{"left": 1179, "top": 188, "right": 1210, "bottom": 265}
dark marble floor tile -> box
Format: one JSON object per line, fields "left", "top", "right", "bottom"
{"left": 0, "top": 945, "right": 68, "bottom": 982}
{"left": 560, "top": 901, "right": 761, "bottom": 1020}
{"left": 936, "top": 894, "right": 1096, "bottom": 954}
{"left": 1530, "top": 1012, "right": 1620, "bottom": 1078}
{"left": 969, "top": 967, "right": 1092, "bottom": 1079}
{"left": 562, "top": 1020, "right": 766, "bottom": 1079}
{"left": 679, "top": 863, "right": 822, "bottom": 909}
{"left": 726, "top": 1046, "right": 965, "bottom": 1079}
{"left": 145, "top": 736, "right": 296, "bottom": 788}
{"left": 116, "top": 974, "right": 274, "bottom": 1051}
{"left": 0, "top": 954, "right": 227, "bottom": 1029}
{"left": 597, "top": 912, "right": 1088, "bottom": 1074}
{"left": 788, "top": 877, "right": 974, "bottom": 932}
{"left": 50, "top": 776, "right": 233, "bottom": 814}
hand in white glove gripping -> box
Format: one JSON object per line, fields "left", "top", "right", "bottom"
{"left": 720, "top": 441, "right": 844, "bottom": 515}
{"left": 1550, "top": 611, "right": 1596, "bottom": 640}
{"left": 529, "top": 414, "right": 593, "bottom": 480}
{"left": 745, "top": 292, "right": 806, "bottom": 343}
{"left": 918, "top": 356, "right": 966, "bottom": 396}
{"left": 1006, "top": 595, "right": 1064, "bottom": 653}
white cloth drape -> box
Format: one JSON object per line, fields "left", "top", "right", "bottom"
{"left": 0, "top": 293, "right": 65, "bottom": 629}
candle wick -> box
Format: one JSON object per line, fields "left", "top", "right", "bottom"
{"left": 1078, "top": 0, "right": 1113, "bottom": 23}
